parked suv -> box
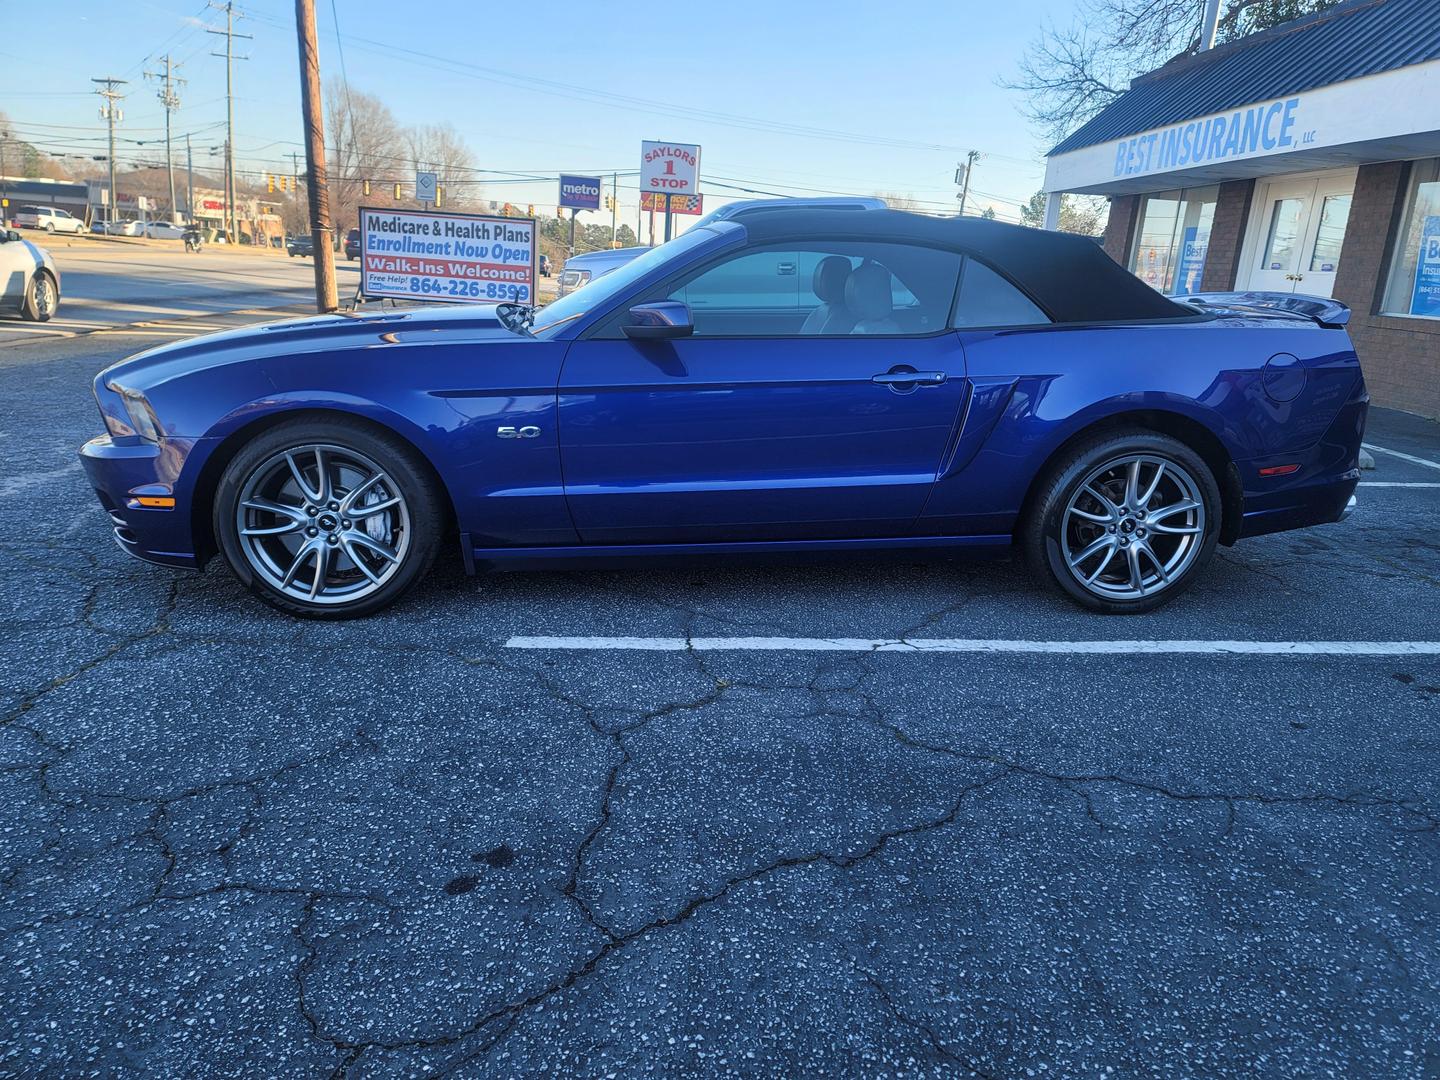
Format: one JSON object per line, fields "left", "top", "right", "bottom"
{"left": 14, "top": 206, "right": 86, "bottom": 235}
{"left": 344, "top": 228, "right": 360, "bottom": 260}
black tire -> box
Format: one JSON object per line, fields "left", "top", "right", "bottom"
{"left": 1022, "top": 428, "right": 1221, "bottom": 614}
{"left": 44, "top": 223, "right": 54, "bottom": 233}
{"left": 213, "top": 416, "right": 446, "bottom": 619}
{"left": 20, "top": 271, "right": 56, "bottom": 322}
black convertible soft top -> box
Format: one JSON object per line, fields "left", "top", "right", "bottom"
{"left": 738, "top": 208, "right": 1198, "bottom": 325}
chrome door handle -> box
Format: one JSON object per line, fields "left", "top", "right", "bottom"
{"left": 872, "top": 370, "right": 947, "bottom": 387}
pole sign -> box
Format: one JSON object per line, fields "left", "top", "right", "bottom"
{"left": 1410, "top": 215, "right": 1440, "bottom": 318}
{"left": 641, "top": 141, "right": 700, "bottom": 196}
{"left": 358, "top": 206, "right": 537, "bottom": 305}
{"left": 640, "top": 192, "right": 703, "bottom": 216}
{"left": 415, "top": 170, "right": 438, "bottom": 204}
{"left": 559, "top": 174, "right": 602, "bottom": 211}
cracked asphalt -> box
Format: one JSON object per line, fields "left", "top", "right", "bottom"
{"left": 2, "top": 324, "right": 1439, "bottom": 1077}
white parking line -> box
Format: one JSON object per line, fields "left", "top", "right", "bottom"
{"left": 1364, "top": 442, "right": 1440, "bottom": 472}
{"left": 1360, "top": 482, "right": 1440, "bottom": 488}
{"left": 505, "top": 637, "right": 1440, "bottom": 655}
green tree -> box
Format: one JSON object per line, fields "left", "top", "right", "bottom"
{"left": 1019, "top": 191, "right": 1106, "bottom": 235}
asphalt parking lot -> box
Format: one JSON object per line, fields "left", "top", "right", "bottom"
{"left": 2, "top": 324, "right": 1439, "bottom": 1077}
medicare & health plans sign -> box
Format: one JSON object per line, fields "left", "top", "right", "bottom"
{"left": 359, "top": 206, "right": 537, "bottom": 304}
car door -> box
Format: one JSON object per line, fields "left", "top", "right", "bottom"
{"left": 0, "top": 232, "right": 38, "bottom": 312}
{"left": 557, "top": 240, "right": 970, "bottom": 544}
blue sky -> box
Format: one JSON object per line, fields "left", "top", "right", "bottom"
{"left": 2, "top": 0, "right": 1063, "bottom": 225}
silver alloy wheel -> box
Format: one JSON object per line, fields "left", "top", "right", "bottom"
{"left": 32, "top": 275, "right": 53, "bottom": 318}
{"left": 235, "top": 443, "right": 411, "bottom": 606}
{"left": 1060, "top": 453, "right": 1205, "bottom": 601}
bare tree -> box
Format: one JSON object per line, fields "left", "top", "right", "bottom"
{"left": 326, "top": 84, "right": 403, "bottom": 235}
{"left": 1008, "top": 0, "right": 1343, "bottom": 145}
{"left": 404, "top": 122, "right": 479, "bottom": 210}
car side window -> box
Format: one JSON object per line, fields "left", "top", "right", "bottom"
{"left": 662, "top": 241, "right": 962, "bottom": 338}
{"left": 951, "top": 257, "right": 1051, "bottom": 328}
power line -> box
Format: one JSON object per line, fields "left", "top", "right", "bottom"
{"left": 91, "top": 76, "right": 127, "bottom": 226}
{"left": 207, "top": 1, "right": 251, "bottom": 242}
{"left": 144, "top": 55, "right": 185, "bottom": 221}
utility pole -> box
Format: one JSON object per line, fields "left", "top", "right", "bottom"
{"left": 185, "top": 132, "right": 195, "bottom": 221}
{"left": 208, "top": 2, "right": 250, "bottom": 243}
{"left": 145, "top": 56, "right": 184, "bottom": 223}
{"left": 294, "top": 0, "right": 338, "bottom": 312}
{"left": 92, "top": 77, "right": 127, "bottom": 228}
{"left": 611, "top": 171, "right": 618, "bottom": 247}
{"left": 955, "top": 149, "right": 980, "bottom": 217}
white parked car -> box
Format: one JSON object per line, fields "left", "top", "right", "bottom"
{"left": 144, "top": 221, "right": 187, "bottom": 240}
{"left": 13, "top": 206, "right": 86, "bottom": 235}
{"left": 97, "top": 220, "right": 144, "bottom": 236}
{"left": 0, "top": 228, "right": 61, "bottom": 321}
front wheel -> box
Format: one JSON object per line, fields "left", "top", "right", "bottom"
{"left": 21, "top": 272, "right": 56, "bottom": 322}
{"left": 1023, "top": 430, "right": 1221, "bottom": 613}
{"left": 213, "top": 418, "right": 446, "bottom": 618}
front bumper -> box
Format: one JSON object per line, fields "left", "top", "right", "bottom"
{"left": 78, "top": 435, "right": 203, "bottom": 568}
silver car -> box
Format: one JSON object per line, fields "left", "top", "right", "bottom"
{"left": 0, "top": 229, "right": 61, "bottom": 321}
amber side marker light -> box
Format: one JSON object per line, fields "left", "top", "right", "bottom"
{"left": 132, "top": 496, "right": 176, "bottom": 509}
{"left": 1258, "top": 464, "right": 1301, "bottom": 477}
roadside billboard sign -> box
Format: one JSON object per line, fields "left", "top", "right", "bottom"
{"left": 358, "top": 205, "right": 537, "bottom": 305}
{"left": 559, "top": 174, "right": 602, "bottom": 211}
{"left": 641, "top": 141, "right": 701, "bottom": 196}
{"left": 640, "top": 192, "right": 703, "bottom": 216}
{"left": 415, "top": 170, "right": 438, "bottom": 204}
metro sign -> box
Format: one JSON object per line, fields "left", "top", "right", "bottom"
{"left": 641, "top": 141, "right": 701, "bottom": 196}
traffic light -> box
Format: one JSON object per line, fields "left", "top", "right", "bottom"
{"left": 604, "top": 194, "right": 615, "bottom": 210}
{"left": 526, "top": 204, "right": 534, "bottom": 217}
{"left": 435, "top": 187, "right": 442, "bottom": 208}
{"left": 267, "top": 174, "right": 275, "bottom": 193}
{"left": 279, "top": 175, "right": 288, "bottom": 193}
{"left": 556, "top": 206, "right": 564, "bottom": 220}
{"left": 362, "top": 179, "right": 371, "bottom": 197}
{"left": 394, "top": 183, "right": 402, "bottom": 200}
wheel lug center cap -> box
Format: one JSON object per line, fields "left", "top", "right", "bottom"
{"left": 317, "top": 513, "right": 338, "bottom": 530}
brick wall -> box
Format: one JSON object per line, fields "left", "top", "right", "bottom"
{"left": 1200, "top": 180, "right": 1254, "bottom": 292}
{"left": 1102, "top": 195, "right": 1140, "bottom": 266}
{"left": 1334, "top": 161, "right": 1440, "bottom": 419}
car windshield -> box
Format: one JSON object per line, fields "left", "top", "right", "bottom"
{"left": 531, "top": 226, "right": 730, "bottom": 338}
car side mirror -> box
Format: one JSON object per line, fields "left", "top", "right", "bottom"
{"left": 623, "top": 301, "right": 693, "bottom": 340}
{"left": 2, "top": 230, "right": 17, "bottom": 243}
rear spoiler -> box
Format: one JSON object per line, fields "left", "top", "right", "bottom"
{"left": 1176, "top": 291, "right": 1351, "bottom": 329}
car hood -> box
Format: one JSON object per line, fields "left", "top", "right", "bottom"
{"left": 100, "top": 304, "right": 526, "bottom": 390}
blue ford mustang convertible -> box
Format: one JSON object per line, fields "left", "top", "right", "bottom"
{"left": 79, "top": 209, "right": 1365, "bottom": 618}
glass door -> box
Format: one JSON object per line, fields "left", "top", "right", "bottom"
{"left": 1251, "top": 180, "right": 1314, "bottom": 293}
{"left": 1248, "top": 174, "right": 1355, "bottom": 298}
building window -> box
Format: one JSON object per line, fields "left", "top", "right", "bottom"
{"left": 1382, "top": 159, "right": 1440, "bottom": 320}
{"left": 1128, "top": 187, "right": 1219, "bottom": 295}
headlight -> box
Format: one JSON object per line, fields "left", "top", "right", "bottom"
{"left": 109, "top": 383, "right": 163, "bottom": 443}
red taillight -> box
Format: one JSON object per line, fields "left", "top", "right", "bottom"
{"left": 1258, "top": 464, "right": 1301, "bottom": 477}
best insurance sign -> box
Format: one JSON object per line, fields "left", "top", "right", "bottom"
{"left": 359, "top": 206, "right": 537, "bottom": 304}
{"left": 641, "top": 141, "right": 701, "bottom": 196}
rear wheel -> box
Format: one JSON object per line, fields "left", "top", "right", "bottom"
{"left": 1023, "top": 429, "right": 1220, "bottom": 613}
{"left": 213, "top": 418, "right": 445, "bottom": 618}
{"left": 21, "top": 272, "right": 56, "bottom": 322}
